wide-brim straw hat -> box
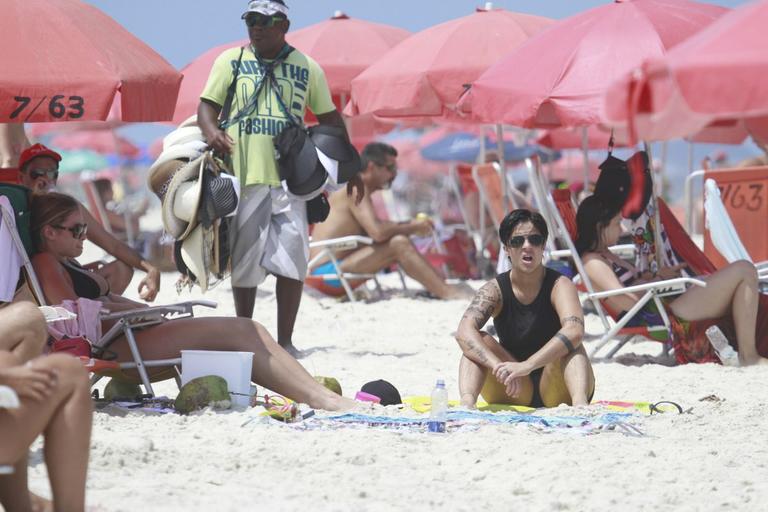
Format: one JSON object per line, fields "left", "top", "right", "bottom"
{"left": 147, "top": 118, "right": 207, "bottom": 200}
{"left": 163, "top": 126, "right": 205, "bottom": 151}
{"left": 161, "top": 154, "right": 206, "bottom": 240}
{"left": 147, "top": 142, "right": 207, "bottom": 197}
{"left": 180, "top": 224, "right": 213, "bottom": 292}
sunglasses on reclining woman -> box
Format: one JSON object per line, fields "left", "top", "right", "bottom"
{"left": 52, "top": 223, "right": 88, "bottom": 240}
{"left": 506, "top": 234, "right": 545, "bottom": 248}
{"left": 244, "top": 13, "right": 284, "bottom": 28}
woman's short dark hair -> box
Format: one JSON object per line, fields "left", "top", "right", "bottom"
{"left": 574, "top": 194, "right": 621, "bottom": 255}
{"left": 498, "top": 209, "right": 548, "bottom": 246}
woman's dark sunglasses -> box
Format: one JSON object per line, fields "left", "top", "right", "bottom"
{"left": 244, "top": 13, "right": 283, "bottom": 28}
{"left": 29, "top": 169, "right": 59, "bottom": 181}
{"left": 507, "top": 234, "right": 545, "bottom": 248}
{"left": 52, "top": 223, "right": 88, "bottom": 240}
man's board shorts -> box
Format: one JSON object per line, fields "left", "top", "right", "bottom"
{"left": 310, "top": 259, "right": 345, "bottom": 288}
{"left": 230, "top": 185, "right": 309, "bottom": 287}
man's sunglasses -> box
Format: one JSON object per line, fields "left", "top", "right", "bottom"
{"left": 507, "top": 234, "right": 545, "bottom": 248}
{"left": 28, "top": 169, "right": 59, "bottom": 181}
{"left": 52, "top": 223, "right": 88, "bottom": 240}
{"left": 244, "top": 13, "right": 284, "bottom": 28}
{"left": 375, "top": 161, "right": 397, "bottom": 173}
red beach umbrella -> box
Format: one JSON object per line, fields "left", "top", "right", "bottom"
{"left": 172, "top": 13, "right": 410, "bottom": 124}
{"left": 288, "top": 12, "right": 410, "bottom": 98}
{"left": 171, "top": 38, "right": 246, "bottom": 125}
{"left": 50, "top": 130, "right": 141, "bottom": 158}
{"left": 461, "top": 0, "right": 726, "bottom": 128}
{"left": 536, "top": 126, "right": 626, "bottom": 150}
{"left": 0, "top": 0, "right": 181, "bottom": 123}
{"left": 603, "top": 0, "right": 768, "bottom": 142}
{"left": 348, "top": 6, "right": 553, "bottom": 120}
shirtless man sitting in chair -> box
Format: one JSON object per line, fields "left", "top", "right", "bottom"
{"left": 309, "top": 142, "right": 472, "bottom": 300}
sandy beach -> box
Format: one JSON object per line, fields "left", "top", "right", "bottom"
{"left": 22, "top": 249, "right": 768, "bottom": 512}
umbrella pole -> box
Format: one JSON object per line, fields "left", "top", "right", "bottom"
{"left": 479, "top": 127, "right": 486, "bottom": 164}
{"left": 111, "top": 127, "right": 134, "bottom": 247}
{"left": 496, "top": 123, "right": 508, "bottom": 212}
{"left": 644, "top": 140, "right": 664, "bottom": 267}
{"left": 688, "top": 140, "right": 695, "bottom": 173}
{"left": 340, "top": 93, "right": 352, "bottom": 141}
{"left": 581, "top": 126, "right": 590, "bottom": 194}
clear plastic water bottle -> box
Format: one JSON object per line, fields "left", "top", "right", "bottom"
{"left": 427, "top": 379, "right": 448, "bottom": 433}
{"left": 705, "top": 325, "right": 740, "bottom": 367}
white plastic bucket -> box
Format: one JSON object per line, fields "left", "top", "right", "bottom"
{"left": 180, "top": 350, "right": 254, "bottom": 407}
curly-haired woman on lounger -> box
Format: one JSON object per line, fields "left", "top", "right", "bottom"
{"left": 575, "top": 194, "right": 768, "bottom": 366}
{"left": 456, "top": 209, "right": 595, "bottom": 409}
{"left": 29, "top": 192, "right": 355, "bottom": 411}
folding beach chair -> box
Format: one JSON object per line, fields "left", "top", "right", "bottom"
{"left": 703, "top": 178, "right": 768, "bottom": 280}
{"left": 0, "top": 183, "right": 217, "bottom": 397}
{"left": 81, "top": 178, "right": 113, "bottom": 234}
{"left": 306, "top": 235, "right": 389, "bottom": 302}
{"left": 547, "top": 188, "right": 706, "bottom": 359}
{"left": 447, "top": 164, "right": 497, "bottom": 271}
{"left": 684, "top": 165, "right": 768, "bottom": 268}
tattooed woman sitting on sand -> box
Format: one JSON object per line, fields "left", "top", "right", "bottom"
{"left": 455, "top": 209, "right": 595, "bottom": 408}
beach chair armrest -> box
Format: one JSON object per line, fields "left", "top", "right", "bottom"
{"left": 547, "top": 249, "right": 572, "bottom": 260}
{"left": 607, "top": 244, "right": 636, "bottom": 257}
{"left": 38, "top": 305, "right": 78, "bottom": 323}
{"left": 100, "top": 300, "right": 217, "bottom": 322}
{"left": 309, "top": 235, "right": 374, "bottom": 251}
{"left": 589, "top": 277, "right": 706, "bottom": 300}
{"left": 547, "top": 244, "right": 634, "bottom": 262}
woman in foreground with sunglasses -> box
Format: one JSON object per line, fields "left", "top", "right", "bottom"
{"left": 456, "top": 209, "right": 595, "bottom": 408}
{"left": 29, "top": 192, "right": 356, "bottom": 411}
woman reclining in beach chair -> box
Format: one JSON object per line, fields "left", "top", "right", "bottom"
{"left": 0, "top": 301, "right": 92, "bottom": 512}
{"left": 575, "top": 194, "right": 768, "bottom": 366}
{"left": 455, "top": 209, "right": 595, "bottom": 409}
{"left": 30, "top": 192, "right": 355, "bottom": 411}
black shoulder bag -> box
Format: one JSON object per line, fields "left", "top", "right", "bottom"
{"left": 259, "top": 48, "right": 331, "bottom": 224}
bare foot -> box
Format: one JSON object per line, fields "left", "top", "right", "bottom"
{"left": 739, "top": 355, "right": 768, "bottom": 366}
{"left": 460, "top": 393, "right": 478, "bottom": 409}
{"left": 317, "top": 395, "right": 357, "bottom": 411}
{"left": 280, "top": 343, "right": 304, "bottom": 359}
{"left": 30, "top": 492, "right": 53, "bottom": 512}
{"left": 443, "top": 282, "right": 475, "bottom": 300}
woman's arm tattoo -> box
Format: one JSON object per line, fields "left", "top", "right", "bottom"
{"left": 561, "top": 316, "right": 584, "bottom": 327}
{"left": 461, "top": 283, "right": 499, "bottom": 330}
{"left": 555, "top": 332, "right": 576, "bottom": 353}
{"left": 464, "top": 338, "right": 490, "bottom": 364}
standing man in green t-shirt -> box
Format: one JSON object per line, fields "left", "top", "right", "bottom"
{"left": 198, "top": 0, "right": 362, "bottom": 355}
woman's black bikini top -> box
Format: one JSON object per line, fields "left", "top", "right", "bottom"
{"left": 61, "top": 260, "right": 109, "bottom": 299}
{"left": 492, "top": 268, "right": 562, "bottom": 361}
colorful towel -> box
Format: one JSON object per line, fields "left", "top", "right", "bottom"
{"left": 317, "top": 410, "right": 642, "bottom": 436}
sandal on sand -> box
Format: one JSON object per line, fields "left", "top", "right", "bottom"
{"left": 649, "top": 401, "right": 684, "bottom": 414}
{"left": 255, "top": 394, "right": 300, "bottom": 422}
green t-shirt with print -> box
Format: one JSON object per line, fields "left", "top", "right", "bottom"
{"left": 200, "top": 45, "right": 335, "bottom": 186}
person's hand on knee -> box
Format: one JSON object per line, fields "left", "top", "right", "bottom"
{"left": 0, "top": 364, "right": 57, "bottom": 402}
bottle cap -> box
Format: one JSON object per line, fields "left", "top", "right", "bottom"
{"left": 436, "top": 379, "right": 445, "bottom": 387}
